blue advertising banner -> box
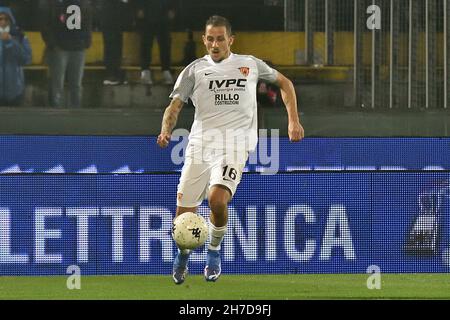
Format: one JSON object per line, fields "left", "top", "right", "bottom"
{"left": 0, "top": 173, "right": 449, "bottom": 275}
{"left": 0, "top": 136, "right": 449, "bottom": 173}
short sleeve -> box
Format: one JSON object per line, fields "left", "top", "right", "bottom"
{"left": 169, "top": 63, "right": 196, "bottom": 103}
{"left": 252, "top": 56, "right": 278, "bottom": 83}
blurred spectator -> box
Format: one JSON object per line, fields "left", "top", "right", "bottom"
{"left": 134, "top": 0, "right": 176, "bottom": 85}
{"left": 0, "top": 0, "right": 38, "bottom": 30}
{"left": 101, "top": 0, "right": 130, "bottom": 85}
{"left": 0, "top": 6, "right": 32, "bottom": 106}
{"left": 257, "top": 81, "right": 279, "bottom": 107}
{"left": 39, "top": 0, "right": 93, "bottom": 108}
{"left": 257, "top": 60, "right": 281, "bottom": 108}
{"left": 182, "top": 29, "right": 196, "bottom": 66}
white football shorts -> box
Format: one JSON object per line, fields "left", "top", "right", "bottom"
{"left": 176, "top": 143, "right": 248, "bottom": 208}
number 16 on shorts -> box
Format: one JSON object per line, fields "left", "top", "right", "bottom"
{"left": 222, "top": 165, "right": 238, "bottom": 182}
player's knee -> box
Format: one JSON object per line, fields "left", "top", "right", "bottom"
{"left": 209, "top": 197, "right": 227, "bottom": 215}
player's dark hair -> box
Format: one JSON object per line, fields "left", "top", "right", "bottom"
{"left": 205, "top": 15, "right": 233, "bottom": 36}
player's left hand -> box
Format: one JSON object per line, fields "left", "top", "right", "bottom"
{"left": 288, "top": 121, "right": 304, "bottom": 142}
{"left": 157, "top": 132, "right": 171, "bottom": 148}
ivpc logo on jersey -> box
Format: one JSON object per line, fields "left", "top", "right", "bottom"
{"left": 209, "top": 79, "right": 247, "bottom": 92}
{"left": 209, "top": 79, "right": 247, "bottom": 105}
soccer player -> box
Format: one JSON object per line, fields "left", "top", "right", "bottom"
{"left": 157, "top": 15, "right": 304, "bottom": 284}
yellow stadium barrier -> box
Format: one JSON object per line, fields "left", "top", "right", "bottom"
{"left": 25, "top": 31, "right": 446, "bottom": 68}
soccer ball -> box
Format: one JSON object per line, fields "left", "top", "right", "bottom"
{"left": 172, "top": 212, "right": 208, "bottom": 250}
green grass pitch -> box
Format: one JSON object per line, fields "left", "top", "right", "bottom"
{"left": 1, "top": 274, "right": 450, "bottom": 299}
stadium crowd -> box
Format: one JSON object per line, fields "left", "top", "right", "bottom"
{"left": 0, "top": 0, "right": 180, "bottom": 107}
{"left": 0, "top": 0, "right": 280, "bottom": 108}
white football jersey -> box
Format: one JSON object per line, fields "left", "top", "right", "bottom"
{"left": 170, "top": 53, "right": 278, "bottom": 152}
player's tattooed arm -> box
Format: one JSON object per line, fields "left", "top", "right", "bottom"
{"left": 157, "top": 98, "right": 184, "bottom": 148}
{"left": 276, "top": 72, "right": 305, "bottom": 142}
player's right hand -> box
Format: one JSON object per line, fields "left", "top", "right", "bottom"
{"left": 157, "top": 133, "right": 171, "bottom": 148}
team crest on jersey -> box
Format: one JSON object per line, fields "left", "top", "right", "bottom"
{"left": 238, "top": 67, "right": 250, "bottom": 77}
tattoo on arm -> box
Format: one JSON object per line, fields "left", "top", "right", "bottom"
{"left": 161, "top": 99, "right": 184, "bottom": 134}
